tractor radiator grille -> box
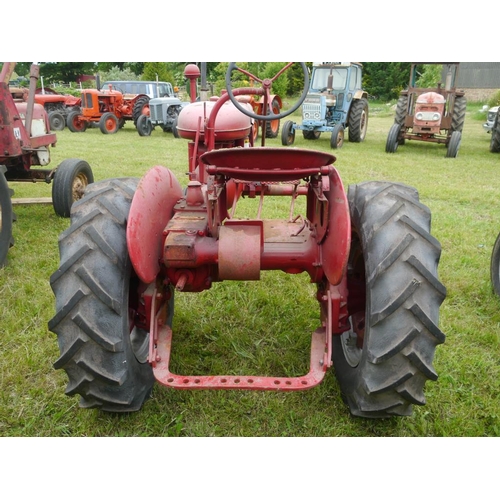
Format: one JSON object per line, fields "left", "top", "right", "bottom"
{"left": 302, "top": 95, "right": 322, "bottom": 120}
{"left": 150, "top": 103, "right": 162, "bottom": 121}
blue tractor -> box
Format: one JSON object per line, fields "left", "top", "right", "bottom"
{"left": 281, "top": 62, "right": 368, "bottom": 149}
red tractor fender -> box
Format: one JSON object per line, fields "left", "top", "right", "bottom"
{"left": 321, "top": 167, "right": 351, "bottom": 286}
{"left": 254, "top": 93, "right": 282, "bottom": 114}
{"left": 127, "top": 165, "right": 183, "bottom": 284}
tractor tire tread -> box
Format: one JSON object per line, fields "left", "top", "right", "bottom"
{"left": 333, "top": 181, "right": 446, "bottom": 418}
{"left": 49, "top": 178, "right": 155, "bottom": 412}
{"left": 348, "top": 98, "right": 368, "bottom": 143}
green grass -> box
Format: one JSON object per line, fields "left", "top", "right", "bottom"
{"left": 1, "top": 101, "right": 499, "bottom": 437}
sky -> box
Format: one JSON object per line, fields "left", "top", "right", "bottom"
{"left": 4, "top": 2, "right": 491, "bottom": 64}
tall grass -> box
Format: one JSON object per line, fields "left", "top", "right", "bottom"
{"left": 1, "top": 102, "right": 499, "bottom": 438}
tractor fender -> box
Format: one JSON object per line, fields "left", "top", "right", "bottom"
{"left": 353, "top": 90, "right": 368, "bottom": 100}
{"left": 320, "top": 167, "right": 351, "bottom": 286}
{"left": 256, "top": 93, "right": 282, "bottom": 112}
{"left": 127, "top": 165, "right": 183, "bottom": 284}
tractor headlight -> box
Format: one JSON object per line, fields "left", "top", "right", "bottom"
{"left": 416, "top": 111, "right": 441, "bottom": 121}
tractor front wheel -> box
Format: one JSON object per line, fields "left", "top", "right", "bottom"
{"left": 330, "top": 123, "right": 344, "bottom": 149}
{"left": 446, "top": 131, "right": 461, "bottom": 158}
{"left": 49, "top": 178, "right": 158, "bottom": 412}
{"left": 52, "top": 159, "right": 94, "bottom": 217}
{"left": 137, "top": 115, "right": 153, "bottom": 137}
{"left": 99, "top": 112, "right": 119, "bottom": 134}
{"left": 0, "top": 166, "right": 14, "bottom": 268}
{"left": 172, "top": 116, "right": 180, "bottom": 138}
{"left": 385, "top": 123, "right": 401, "bottom": 153}
{"left": 67, "top": 111, "right": 87, "bottom": 133}
{"left": 332, "top": 181, "right": 446, "bottom": 417}
{"left": 281, "top": 120, "right": 295, "bottom": 146}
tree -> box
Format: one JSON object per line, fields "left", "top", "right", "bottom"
{"left": 362, "top": 62, "right": 412, "bottom": 101}
{"left": 142, "top": 62, "right": 174, "bottom": 83}
{"left": 39, "top": 62, "right": 97, "bottom": 84}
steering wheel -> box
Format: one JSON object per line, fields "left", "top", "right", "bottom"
{"left": 225, "top": 62, "right": 309, "bottom": 121}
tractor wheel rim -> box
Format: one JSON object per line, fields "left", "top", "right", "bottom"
{"left": 130, "top": 327, "right": 149, "bottom": 364}
{"left": 72, "top": 173, "right": 89, "bottom": 201}
{"left": 341, "top": 309, "right": 365, "bottom": 368}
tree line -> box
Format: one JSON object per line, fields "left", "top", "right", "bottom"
{"left": 12, "top": 62, "right": 415, "bottom": 102}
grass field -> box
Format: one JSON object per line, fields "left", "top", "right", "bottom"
{"left": 1, "top": 100, "right": 499, "bottom": 438}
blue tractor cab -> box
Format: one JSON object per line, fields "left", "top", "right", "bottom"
{"left": 281, "top": 62, "right": 368, "bottom": 149}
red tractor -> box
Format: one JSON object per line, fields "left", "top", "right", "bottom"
{"left": 386, "top": 63, "right": 466, "bottom": 158}
{"left": 0, "top": 62, "right": 94, "bottom": 268}
{"left": 49, "top": 63, "right": 446, "bottom": 418}
{"left": 66, "top": 86, "right": 150, "bottom": 134}
{"left": 9, "top": 86, "right": 81, "bottom": 131}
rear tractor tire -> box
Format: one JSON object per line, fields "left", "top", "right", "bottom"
{"left": 348, "top": 98, "right": 368, "bottom": 143}
{"left": 52, "top": 159, "right": 94, "bottom": 218}
{"left": 490, "top": 110, "right": 500, "bottom": 153}
{"left": 265, "top": 98, "right": 281, "bottom": 138}
{"left": 490, "top": 231, "right": 500, "bottom": 298}
{"left": 49, "top": 178, "right": 162, "bottom": 412}
{"left": 394, "top": 95, "right": 408, "bottom": 145}
{"left": 132, "top": 96, "right": 150, "bottom": 125}
{"left": 332, "top": 181, "right": 446, "bottom": 417}
{"left": 451, "top": 96, "right": 467, "bottom": 133}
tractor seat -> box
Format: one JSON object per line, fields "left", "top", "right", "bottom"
{"left": 200, "top": 147, "right": 335, "bottom": 183}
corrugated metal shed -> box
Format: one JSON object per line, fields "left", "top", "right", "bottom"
{"left": 458, "top": 62, "right": 500, "bottom": 89}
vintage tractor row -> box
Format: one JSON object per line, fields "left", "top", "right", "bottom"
{"left": 136, "top": 64, "right": 283, "bottom": 139}
{"left": 9, "top": 86, "right": 81, "bottom": 132}
{"left": 49, "top": 62, "right": 446, "bottom": 418}
{"left": 67, "top": 86, "right": 150, "bottom": 134}
{"left": 281, "top": 62, "right": 369, "bottom": 149}
{"left": 0, "top": 62, "right": 94, "bottom": 268}
{"left": 386, "top": 63, "right": 466, "bottom": 158}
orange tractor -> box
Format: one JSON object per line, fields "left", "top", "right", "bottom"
{"left": 66, "top": 86, "right": 150, "bottom": 134}
{"left": 50, "top": 62, "right": 446, "bottom": 418}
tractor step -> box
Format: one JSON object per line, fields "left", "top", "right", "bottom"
{"left": 152, "top": 324, "right": 328, "bottom": 391}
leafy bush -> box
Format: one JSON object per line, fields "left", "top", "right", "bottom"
{"left": 488, "top": 89, "right": 500, "bottom": 108}
{"left": 210, "top": 62, "right": 289, "bottom": 97}
{"left": 98, "top": 66, "right": 139, "bottom": 82}
{"left": 415, "top": 64, "right": 442, "bottom": 87}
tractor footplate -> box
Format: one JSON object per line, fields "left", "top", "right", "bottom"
{"left": 151, "top": 324, "right": 328, "bottom": 391}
